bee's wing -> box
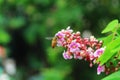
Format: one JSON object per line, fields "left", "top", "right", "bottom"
{"left": 45, "top": 37, "right": 54, "bottom": 40}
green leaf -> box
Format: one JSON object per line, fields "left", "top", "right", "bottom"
{"left": 9, "top": 17, "right": 25, "bottom": 29}
{"left": 0, "top": 14, "right": 7, "bottom": 27}
{"left": 97, "top": 47, "right": 111, "bottom": 65}
{"left": 102, "top": 34, "right": 113, "bottom": 46}
{"left": 0, "top": 0, "right": 3, "bottom": 5}
{"left": 102, "top": 70, "right": 120, "bottom": 80}
{"left": 116, "top": 24, "right": 120, "bottom": 36}
{"left": 47, "top": 47, "right": 63, "bottom": 65}
{"left": 23, "top": 25, "right": 37, "bottom": 44}
{"left": 97, "top": 36, "right": 120, "bottom": 65}
{"left": 109, "top": 36, "right": 120, "bottom": 49}
{"left": 102, "top": 19, "right": 118, "bottom": 33}
{"left": 41, "top": 69, "right": 65, "bottom": 80}
{"left": 111, "top": 45, "right": 120, "bottom": 53}
{"left": 0, "top": 29, "right": 11, "bottom": 44}
{"left": 117, "top": 54, "right": 120, "bottom": 60}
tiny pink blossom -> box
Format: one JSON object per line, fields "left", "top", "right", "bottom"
{"left": 55, "top": 32, "right": 65, "bottom": 46}
{"left": 87, "top": 47, "right": 94, "bottom": 60}
{"left": 73, "top": 52, "right": 83, "bottom": 59}
{"left": 94, "top": 47, "right": 105, "bottom": 58}
{"left": 89, "top": 53, "right": 94, "bottom": 61}
{"left": 55, "top": 32, "right": 65, "bottom": 41}
{"left": 89, "top": 62, "right": 93, "bottom": 67}
{"left": 56, "top": 40, "right": 63, "bottom": 46}
{"left": 69, "top": 41, "right": 80, "bottom": 53}
{"left": 97, "top": 65, "right": 105, "bottom": 75}
{"left": 63, "top": 51, "right": 72, "bottom": 59}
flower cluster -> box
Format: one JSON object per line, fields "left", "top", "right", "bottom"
{"left": 52, "top": 27, "right": 106, "bottom": 75}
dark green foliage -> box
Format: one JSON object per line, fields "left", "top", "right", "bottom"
{"left": 102, "top": 70, "right": 120, "bottom": 80}
{"left": 97, "top": 19, "right": 120, "bottom": 65}
{"left": 96, "top": 19, "right": 120, "bottom": 80}
{"left": 102, "top": 20, "right": 118, "bottom": 33}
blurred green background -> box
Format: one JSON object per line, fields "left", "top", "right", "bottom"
{"left": 0, "top": 0, "right": 120, "bottom": 80}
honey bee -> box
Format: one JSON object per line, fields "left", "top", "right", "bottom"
{"left": 51, "top": 37, "right": 57, "bottom": 48}
{"left": 45, "top": 36, "right": 57, "bottom": 48}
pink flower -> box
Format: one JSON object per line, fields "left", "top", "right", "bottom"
{"left": 63, "top": 51, "right": 72, "bottom": 59}
{"left": 94, "top": 47, "right": 105, "bottom": 58}
{"left": 56, "top": 40, "right": 63, "bottom": 46}
{"left": 55, "top": 32, "right": 65, "bottom": 46}
{"left": 97, "top": 65, "right": 105, "bottom": 75}
{"left": 87, "top": 47, "right": 94, "bottom": 60}
{"left": 53, "top": 27, "right": 108, "bottom": 75}
{"left": 55, "top": 32, "right": 65, "bottom": 41}
{"left": 74, "top": 52, "right": 83, "bottom": 59}
{"left": 69, "top": 41, "right": 80, "bottom": 53}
